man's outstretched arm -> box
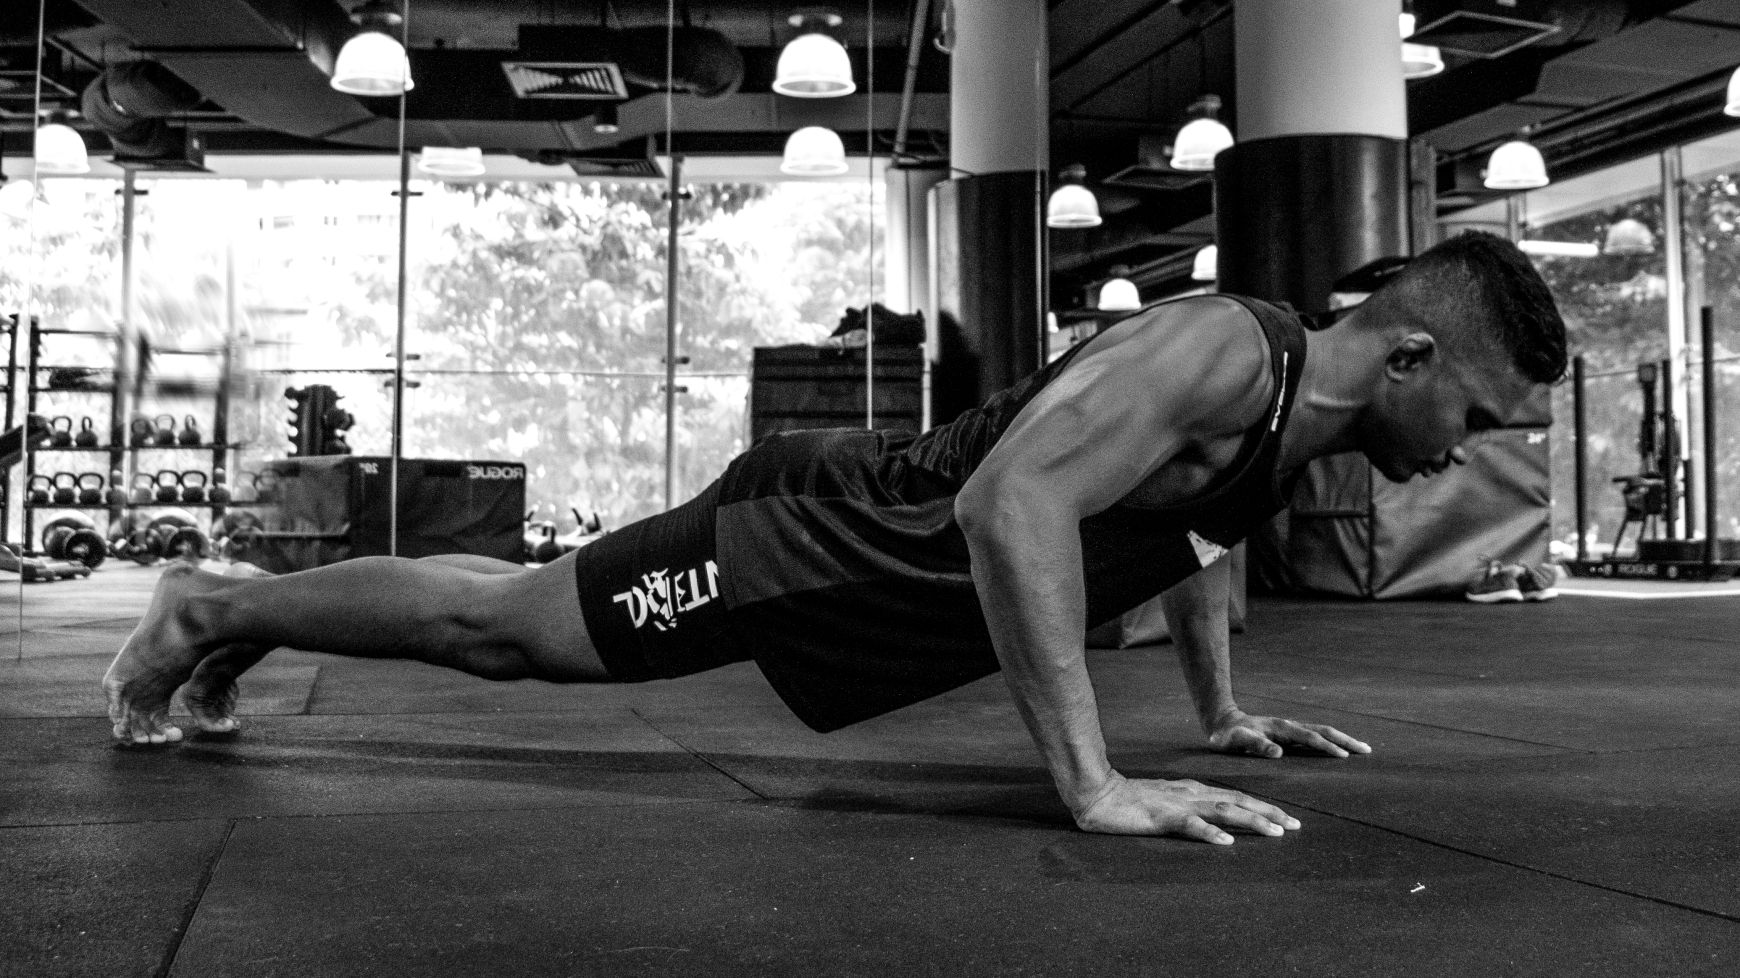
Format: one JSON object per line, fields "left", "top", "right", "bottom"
{"left": 1159, "top": 556, "right": 1370, "bottom": 758}
{"left": 957, "top": 301, "right": 1293, "bottom": 841}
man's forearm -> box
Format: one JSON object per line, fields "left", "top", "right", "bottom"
{"left": 1159, "top": 558, "right": 1239, "bottom": 733}
{"left": 961, "top": 512, "right": 1116, "bottom": 814}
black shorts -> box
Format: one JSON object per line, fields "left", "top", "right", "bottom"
{"left": 573, "top": 480, "right": 750, "bottom": 682}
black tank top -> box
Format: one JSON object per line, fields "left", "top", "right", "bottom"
{"left": 716, "top": 293, "right": 1308, "bottom": 731}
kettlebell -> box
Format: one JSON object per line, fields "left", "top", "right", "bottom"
{"left": 130, "top": 417, "right": 154, "bottom": 447}
{"left": 208, "top": 467, "right": 232, "bottom": 505}
{"left": 178, "top": 415, "right": 201, "bottom": 447}
{"left": 180, "top": 470, "right": 208, "bottom": 504}
{"left": 26, "top": 475, "right": 52, "bottom": 505}
{"left": 155, "top": 469, "right": 182, "bottom": 503}
{"left": 77, "top": 472, "right": 105, "bottom": 505}
{"left": 105, "top": 469, "right": 128, "bottom": 506}
{"left": 52, "top": 471, "right": 78, "bottom": 505}
{"left": 74, "top": 416, "right": 99, "bottom": 448}
{"left": 130, "top": 472, "right": 155, "bottom": 505}
{"left": 41, "top": 514, "right": 106, "bottom": 569}
{"left": 48, "top": 415, "right": 74, "bottom": 448}
{"left": 153, "top": 414, "right": 177, "bottom": 446}
{"left": 254, "top": 469, "right": 280, "bottom": 503}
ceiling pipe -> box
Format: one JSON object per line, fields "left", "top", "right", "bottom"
{"left": 892, "top": 0, "right": 934, "bottom": 162}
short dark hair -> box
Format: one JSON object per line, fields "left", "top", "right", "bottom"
{"left": 1383, "top": 231, "right": 1568, "bottom": 384}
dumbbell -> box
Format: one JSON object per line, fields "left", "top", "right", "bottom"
{"left": 147, "top": 512, "right": 208, "bottom": 561}
{"left": 178, "top": 415, "right": 201, "bottom": 447}
{"left": 77, "top": 472, "right": 105, "bottom": 505}
{"left": 155, "top": 469, "right": 183, "bottom": 503}
{"left": 213, "top": 509, "right": 263, "bottom": 560}
{"left": 110, "top": 514, "right": 155, "bottom": 565}
{"left": 48, "top": 415, "right": 74, "bottom": 448}
{"left": 74, "top": 417, "right": 99, "bottom": 448}
{"left": 26, "top": 475, "right": 52, "bottom": 505}
{"left": 42, "top": 514, "right": 106, "bottom": 569}
{"left": 153, "top": 414, "right": 178, "bottom": 446}
{"left": 180, "top": 470, "right": 208, "bottom": 504}
{"left": 52, "top": 472, "right": 78, "bottom": 505}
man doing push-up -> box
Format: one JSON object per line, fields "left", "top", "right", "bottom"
{"left": 103, "top": 231, "right": 1567, "bottom": 843}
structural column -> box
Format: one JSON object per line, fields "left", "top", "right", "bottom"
{"left": 1215, "top": 0, "right": 1409, "bottom": 308}
{"left": 1218, "top": 1, "right": 1411, "bottom": 596}
{"left": 929, "top": 0, "right": 1047, "bottom": 425}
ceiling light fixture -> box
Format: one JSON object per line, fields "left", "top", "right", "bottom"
{"left": 774, "top": 13, "right": 855, "bottom": 98}
{"left": 780, "top": 126, "right": 849, "bottom": 175}
{"left": 1098, "top": 275, "right": 1142, "bottom": 312}
{"left": 417, "top": 146, "right": 485, "bottom": 177}
{"left": 592, "top": 104, "right": 621, "bottom": 135}
{"left": 331, "top": 1, "right": 414, "bottom": 97}
{"left": 1725, "top": 65, "right": 1740, "bottom": 117}
{"left": 34, "top": 115, "right": 90, "bottom": 175}
{"left": 1192, "top": 244, "right": 1219, "bottom": 282}
{"left": 1170, "top": 95, "right": 1233, "bottom": 172}
{"left": 1399, "top": 13, "right": 1445, "bottom": 80}
{"left": 1046, "top": 164, "right": 1101, "bottom": 229}
{"left": 1602, "top": 217, "right": 1655, "bottom": 255}
{"left": 1484, "top": 137, "right": 1549, "bottom": 190}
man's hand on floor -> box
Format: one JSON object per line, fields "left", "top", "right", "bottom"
{"left": 1073, "top": 772, "right": 1300, "bottom": 842}
{"left": 1207, "top": 709, "right": 1371, "bottom": 759}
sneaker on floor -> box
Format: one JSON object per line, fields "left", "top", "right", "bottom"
{"left": 1465, "top": 561, "right": 1523, "bottom": 603}
{"left": 1512, "top": 563, "right": 1559, "bottom": 602}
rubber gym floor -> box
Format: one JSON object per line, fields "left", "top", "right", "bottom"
{"left": 3, "top": 564, "right": 1739, "bottom": 977}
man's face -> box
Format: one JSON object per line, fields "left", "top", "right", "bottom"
{"left": 1359, "top": 337, "right": 1537, "bottom": 484}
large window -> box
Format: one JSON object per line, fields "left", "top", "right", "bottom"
{"left": 1447, "top": 136, "right": 1740, "bottom": 554}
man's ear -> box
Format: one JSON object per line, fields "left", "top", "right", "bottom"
{"left": 1385, "top": 332, "right": 1437, "bottom": 379}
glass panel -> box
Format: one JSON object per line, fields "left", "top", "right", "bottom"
{"left": 1679, "top": 134, "right": 1740, "bottom": 544}
{"left": 1527, "top": 190, "right": 1668, "bottom": 553}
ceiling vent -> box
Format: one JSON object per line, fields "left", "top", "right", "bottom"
{"left": 1411, "top": 10, "right": 1561, "bottom": 59}
{"left": 538, "top": 139, "right": 664, "bottom": 179}
{"left": 1102, "top": 134, "right": 1212, "bottom": 193}
{"left": 501, "top": 61, "right": 628, "bottom": 100}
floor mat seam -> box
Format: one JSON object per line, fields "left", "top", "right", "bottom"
{"left": 1203, "top": 785, "right": 1740, "bottom": 926}
{"left": 627, "top": 708, "right": 771, "bottom": 801}
{"left": 1240, "top": 692, "right": 1595, "bottom": 753}
{"left": 156, "top": 816, "right": 236, "bottom": 978}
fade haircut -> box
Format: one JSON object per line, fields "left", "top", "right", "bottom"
{"left": 1371, "top": 231, "right": 1568, "bottom": 384}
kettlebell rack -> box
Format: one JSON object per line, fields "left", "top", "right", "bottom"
{"left": 10, "top": 318, "right": 246, "bottom": 573}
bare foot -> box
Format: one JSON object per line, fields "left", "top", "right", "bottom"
{"left": 103, "top": 563, "right": 224, "bottom": 745}
{"left": 182, "top": 563, "right": 275, "bottom": 734}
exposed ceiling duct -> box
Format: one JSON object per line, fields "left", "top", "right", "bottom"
{"left": 79, "top": 60, "right": 202, "bottom": 159}
{"left": 65, "top": 1, "right": 745, "bottom": 152}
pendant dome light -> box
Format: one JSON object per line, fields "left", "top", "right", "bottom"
{"left": 417, "top": 146, "right": 485, "bottom": 177}
{"left": 1098, "top": 275, "right": 1142, "bottom": 312}
{"left": 1602, "top": 218, "right": 1655, "bottom": 255}
{"left": 1484, "top": 138, "right": 1549, "bottom": 190}
{"left": 1046, "top": 164, "right": 1101, "bottom": 228}
{"left": 592, "top": 104, "right": 621, "bottom": 135}
{"left": 1725, "top": 65, "right": 1740, "bottom": 117}
{"left": 781, "top": 126, "right": 849, "bottom": 175}
{"left": 1170, "top": 95, "right": 1233, "bottom": 172}
{"left": 34, "top": 116, "right": 90, "bottom": 175}
{"left": 1399, "top": 13, "right": 1445, "bottom": 80}
{"left": 331, "top": 2, "right": 414, "bottom": 96}
{"left": 773, "top": 17, "right": 855, "bottom": 99}
{"left": 1192, "top": 244, "right": 1219, "bottom": 282}
{"left": 0, "top": 178, "right": 37, "bottom": 222}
